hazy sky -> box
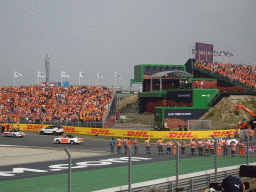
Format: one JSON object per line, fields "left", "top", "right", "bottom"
{"left": 1, "top": 0, "right": 256, "bottom": 88}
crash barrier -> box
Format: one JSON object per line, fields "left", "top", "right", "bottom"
{"left": 97, "top": 163, "right": 256, "bottom": 192}
{"left": 2, "top": 124, "right": 238, "bottom": 139}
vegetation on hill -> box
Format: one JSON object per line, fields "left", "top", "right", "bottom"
{"left": 200, "top": 95, "right": 256, "bottom": 130}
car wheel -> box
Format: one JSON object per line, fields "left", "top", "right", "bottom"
{"left": 70, "top": 140, "right": 75, "bottom": 145}
{"left": 53, "top": 132, "right": 57, "bottom": 136}
{"left": 40, "top": 131, "right": 44, "bottom": 135}
{"left": 55, "top": 140, "right": 60, "bottom": 144}
{"left": 13, "top": 134, "right": 16, "bottom": 138}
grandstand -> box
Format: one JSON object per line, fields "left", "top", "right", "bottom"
{"left": 0, "top": 85, "right": 116, "bottom": 128}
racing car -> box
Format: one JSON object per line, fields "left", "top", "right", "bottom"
{"left": 53, "top": 134, "right": 83, "bottom": 144}
{"left": 3, "top": 130, "right": 25, "bottom": 138}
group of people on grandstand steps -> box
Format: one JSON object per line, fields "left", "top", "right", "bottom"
{"left": 196, "top": 61, "right": 256, "bottom": 88}
{"left": 0, "top": 85, "right": 113, "bottom": 124}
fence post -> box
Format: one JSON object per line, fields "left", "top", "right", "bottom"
{"left": 173, "top": 139, "right": 179, "bottom": 187}
{"left": 211, "top": 135, "right": 217, "bottom": 182}
{"left": 245, "top": 133, "right": 249, "bottom": 165}
{"left": 125, "top": 143, "right": 131, "bottom": 192}
{"left": 64, "top": 147, "right": 71, "bottom": 192}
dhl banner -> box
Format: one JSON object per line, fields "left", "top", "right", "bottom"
{"left": 3, "top": 124, "right": 238, "bottom": 139}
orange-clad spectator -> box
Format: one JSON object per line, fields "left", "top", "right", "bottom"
{"left": 231, "top": 142, "right": 237, "bottom": 157}
{"left": 145, "top": 137, "right": 151, "bottom": 155}
{"left": 126, "top": 137, "right": 132, "bottom": 154}
{"left": 190, "top": 138, "right": 197, "bottom": 156}
{"left": 157, "top": 137, "right": 165, "bottom": 155}
{"left": 217, "top": 140, "right": 223, "bottom": 156}
{"left": 166, "top": 140, "right": 172, "bottom": 155}
{"left": 238, "top": 141, "right": 245, "bottom": 157}
{"left": 116, "top": 137, "right": 122, "bottom": 154}
{"left": 133, "top": 138, "right": 139, "bottom": 155}
{"left": 210, "top": 140, "right": 215, "bottom": 156}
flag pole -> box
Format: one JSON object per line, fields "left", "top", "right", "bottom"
{"left": 79, "top": 77, "right": 80, "bottom": 86}
{"left": 115, "top": 75, "right": 117, "bottom": 90}
{"left": 37, "top": 76, "right": 39, "bottom": 85}
{"left": 206, "top": 51, "right": 208, "bottom": 62}
{"left": 61, "top": 75, "right": 62, "bottom": 87}
{"left": 14, "top": 76, "right": 15, "bottom": 87}
{"left": 97, "top": 74, "right": 98, "bottom": 86}
{"left": 226, "top": 56, "right": 227, "bottom": 64}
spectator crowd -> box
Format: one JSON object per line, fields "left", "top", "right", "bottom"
{"left": 196, "top": 61, "right": 256, "bottom": 88}
{"left": 0, "top": 85, "right": 114, "bottom": 124}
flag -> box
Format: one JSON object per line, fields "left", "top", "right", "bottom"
{"left": 115, "top": 71, "right": 121, "bottom": 79}
{"left": 38, "top": 71, "right": 45, "bottom": 78}
{"left": 220, "top": 51, "right": 226, "bottom": 56}
{"left": 79, "top": 71, "right": 85, "bottom": 77}
{"left": 97, "top": 71, "right": 103, "bottom": 79}
{"left": 245, "top": 145, "right": 256, "bottom": 152}
{"left": 225, "top": 52, "right": 230, "bottom": 57}
{"left": 61, "top": 71, "right": 69, "bottom": 77}
{"left": 200, "top": 50, "right": 205, "bottom": 55}
{"left": 207, "top": 51, "right": 212, "bottom": 55}
{"left": 213, "top": 51, "right": 219, "bottom": 56}
{"left": 14, "top": 71, "right": 22, "bottom": 77}
{"left": 192, "top": 49, "right": 197, "bottom": 54}
{"left": 229, "top": 53, "right": 233, "bottom": 57}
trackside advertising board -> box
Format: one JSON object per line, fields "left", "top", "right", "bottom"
{"left": 3, "top": 124, "right": 238, "bottom": 139}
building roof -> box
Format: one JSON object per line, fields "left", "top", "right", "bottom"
{"left": 151, "top": 70, "right": 193, "bottom": 78}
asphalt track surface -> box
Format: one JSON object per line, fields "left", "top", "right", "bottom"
{"left": 1, "top": 133, "right": 256, "bottom": 191}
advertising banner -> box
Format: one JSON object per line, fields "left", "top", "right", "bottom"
{"left": 4, "top": 124, "right": 238, "bottom": 139}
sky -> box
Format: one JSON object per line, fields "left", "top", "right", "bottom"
{"left": 1, "top": 0, "right": 256, "bottom": 88}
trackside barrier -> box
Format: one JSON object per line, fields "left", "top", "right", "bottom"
{"left": 2, "top": 124, "right": 238, "bottom": 139}
{"left": 94, "top": 162, "right": 256, "bottom": 192}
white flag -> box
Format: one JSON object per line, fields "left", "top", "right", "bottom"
{"left": 14, "top": 71, "right": 22, "bottom": 77}
{"left": 38, "top": 71, "right": 45, "bottom": 78}
{"left": 61, "top": 71, "right": 69, "bottom": 77}
{"left": 115, "top": 71, "right": 121, "bottom": 79}
{"left": 97, "top": 71, "right": 103, "bottom": 79}
{"left": 79, "top": 71, "right": 85, "bottom": 77}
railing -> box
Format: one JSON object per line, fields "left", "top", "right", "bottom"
{"left": 102, "top": 91, "right": 116, "bottom": 128}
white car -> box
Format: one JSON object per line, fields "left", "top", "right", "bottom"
{"left": 3, "top": 130, "right": 25, "bottom": 138}
{"left": 40, "top": 126, "right": 64, "bottom": 135}
{"left": 53, "top": 134, "right": 83, "bottom": 144}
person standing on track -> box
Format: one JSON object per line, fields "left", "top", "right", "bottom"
{"left": 248, "top": 129, "right": 254, "bottom": 141}
{"left": 110, "top": 138, "right": 115, "bottom": 154}
{"left": 223, "top": 138, "right": 229, "bottom": 156}
{"left": 217, "top": 139, "right": 223, "bottom": 156}
{"left": 210, "top": 140, "right": 215, "bottom": 156}
{"left": 231, "top": 141, "right": 237, "bottom": 157}
{"left": 116, "top": 137, "right": 122, "bottom": 154}
{"left": 166, "top": 140, "right": 172, "bottom": 155}
{"left": 145, "top": 137, "right": 151, "bottom": 155}
{"left": 173, "top": 140, "right": 179, "bottom": 155}
{"left": 204, "top": 140, "right": 210, "bottom": 156}
{"left": 133, "top": 138, "right": 139, "bottom": 155}
{"left": 157, "top": 137, "right": 165, "bottom": 155}
{"left": 126, "top": 138, "right": 132, "bottom": 154}
{"left": 190, "top": 138, "right": 196, "bottom": 156}
{"left": 123, "top": 137, "right": 128, "bottom": 154}
{"left": 238, "top": 140, "right": 245, "bottom": 157}
{"left": 197, "top": 139, "right": 203, "bottom": 156}
{"left": 181, "top": 139, "right": 186, "bottom": 156}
